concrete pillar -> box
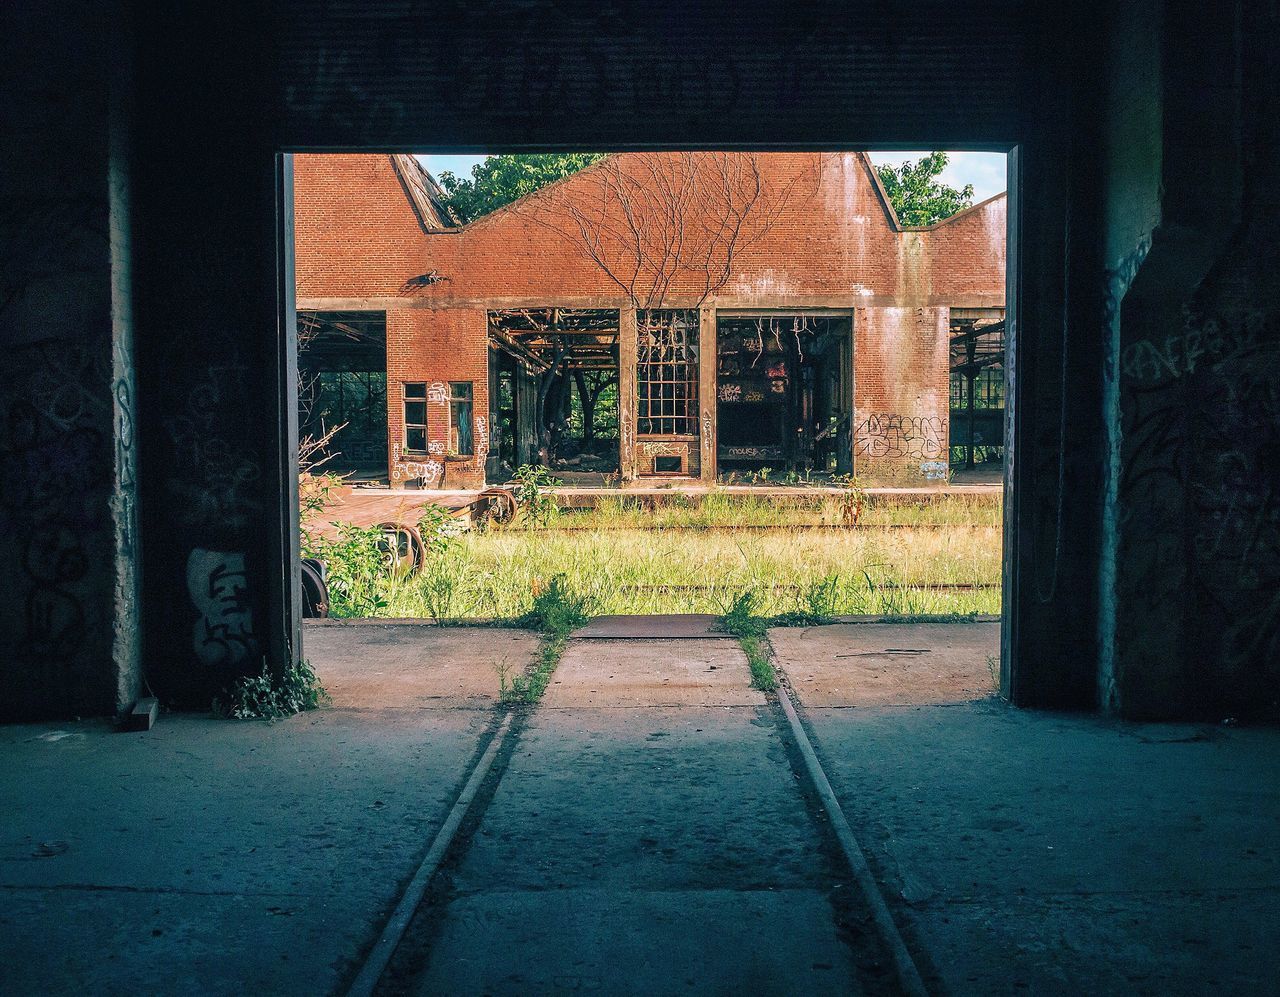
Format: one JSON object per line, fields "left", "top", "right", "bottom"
{"left": 1101, "top": 0, "right": 1279, "bottom": 719}
{"left": 698, "top": 306, "right": 717, "bottom": 483}
{"left": 618, "top": 308, "right": 638, "bottom": 481}
{"left": 0, "top": 0, "right": 142, "bottom": 719}
{"left": 132, "top": 8, "right": 298, "bottom": 707}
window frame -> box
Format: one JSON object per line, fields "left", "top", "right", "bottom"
{"left": 448, "top": 381, "right": 474, "bottom": 457}
{"left": 402, "top": 381, "right": 428, "bottom": 454}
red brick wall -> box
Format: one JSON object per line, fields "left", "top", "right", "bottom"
{"left": 294, "top": 152, "right": 1005, "bottom": 309}
{"left": 293, "top": 152, "right": 1005, "bottom": 486}
{"left": 294, "top": 154, "right": 457, "bottom": 299}
{"left": 921, "top": 196, "right": 1007, "bottom": 306}
{"left": 385, "top": 308, "right": 489, "bottom": 488}
{"left": 853, "top": 307, "right": 950, "bottom": 483}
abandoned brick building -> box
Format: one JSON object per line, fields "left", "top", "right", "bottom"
{"left": 294, "top": 152, "right": 1006, "bottom": 488}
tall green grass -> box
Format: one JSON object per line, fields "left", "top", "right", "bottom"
{"left": 540, "top": 492, "right": 1001, "bottom": 530}
{"left": 380, "top": 498, "right": 1001, "bottom": 620}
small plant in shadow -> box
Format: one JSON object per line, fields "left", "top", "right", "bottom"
{"left": 716, "top": 590, "right": 778, "bottom": 691}
{"left": 987, "top": 654, "right": 1000, "bottom": 692}
{"left": 213, "top": 659, "right": 330, "bottom": 720}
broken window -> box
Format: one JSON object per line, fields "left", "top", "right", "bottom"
{"left": 449, "top": 382, "right": 474, "bottom": 456}
{"left": 637, "top": 310, "right": 699, "bottom": 436}
{"left": 403, "top": 382, "right": 428, "bottom": 453}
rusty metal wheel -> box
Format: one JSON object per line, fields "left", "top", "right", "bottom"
{"left": 376, "top": 522, "right": 426, "bottom": 574}
{"left": 480, "top": 487, "right": 518, "bottom": 525}
{"left": 300, "top": 558, "right": 329, "bottom": 618}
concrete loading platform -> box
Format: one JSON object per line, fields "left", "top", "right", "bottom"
{"left": 2, "top": 622, "right": 1276, "bottom": 995}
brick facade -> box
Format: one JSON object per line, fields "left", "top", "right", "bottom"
{"left": 294, "top": 152, "right": 1005, "bottom": 486}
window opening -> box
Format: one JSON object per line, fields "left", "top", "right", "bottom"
{"left": 637, "top": 310, "right": 699, "bottom": 436}
{"left": 403, "top": 382, "right": 428, "bottom": 453}
{"left": 449, "top": 382, "right": 474, "bottom": 456}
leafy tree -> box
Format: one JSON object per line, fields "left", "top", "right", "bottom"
{"left": 875, "top": 151, "right": 975, "bottom": 227}
{"left": 437, "top": 153, "right": 607, "bottom": 223}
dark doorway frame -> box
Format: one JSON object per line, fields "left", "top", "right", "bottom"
{"left": 277, "top": 147, "right": 1021, "bottom": 696}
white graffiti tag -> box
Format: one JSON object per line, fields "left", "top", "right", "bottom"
{"left": 186, "top": 549, "right": 257, "bottom": 668}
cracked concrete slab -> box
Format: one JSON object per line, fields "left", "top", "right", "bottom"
{"left": 411, "top": 707, "right": 864, "bottom": 994}
{"left": 304, "top": 623, "right": 538, "bottom": 709}
{"left": 770, "top": 621, "right": 1000, "bottom": 706}
{"left": 0, "top": 708, "right": 492, "bottom": 995}
{"left": 802, "top": 700, "right": 1280, "bottom": 994}
{"left": 542, "top": 639, "right": 764, "bottom": 707}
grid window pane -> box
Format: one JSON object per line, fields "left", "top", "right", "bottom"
{"left": 637, "top": 310, "right": 698, "bottom": 436}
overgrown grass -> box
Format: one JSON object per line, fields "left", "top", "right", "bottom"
{"left": 716, "top": 591, "right": 777, "bottom": 691}
{"left": 306, "top": 494, "right": 1002, "bottom": 624}
{"left": 382, "top": 520, "right": 1000, "bottom": 619}
{"left": 543, "top": 492, "right": 1001, "bottom": 530}
{"left": 499, "top": 575, "right": 590, "bottom": 705}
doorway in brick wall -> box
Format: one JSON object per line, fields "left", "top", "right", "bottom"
{"left": 284, "top": 149, "right": 1010, "bottom": 695}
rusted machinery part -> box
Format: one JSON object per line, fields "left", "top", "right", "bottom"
{"left": 480, "top": 487, "right": 518, "bottom": 524}
{"left": 376, "top": 522, "right": 427, "bottom": 574}
{"left": 300, "top": 558, "right": 329, "bottom": 618}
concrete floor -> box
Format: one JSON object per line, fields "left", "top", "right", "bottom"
{"left": 2, "top": 622, "right": 1277, "bottom": 995}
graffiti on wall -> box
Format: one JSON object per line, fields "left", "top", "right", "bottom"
{"left": 186, "top": 548, "right": 258, "bottom": 669}
{"left": 1120, "top": 317, "right": 1260, "bottom": 385}
{"left": 639, "top": 441, "right": 687, "bottom": 457}
{"left": 920, "top": 460, "right": 948, "bottom": 480}
{"left": 391, "top": 440, "right": 443, "bottom": 485}
{"left": 427, "top": 381, "right": 448, "bottom": 404}
{"left": 2, "top": 343, "right": 114, "bottom": 692}
{"left": 163, "top": 356, "right": 264, "bottom": 531}
{"left": 475, "top": 415, "right": 489, "bottom": 460}
{"left": 854, "top": 414, "right": 944, "bottom": 459}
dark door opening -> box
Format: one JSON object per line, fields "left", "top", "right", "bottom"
{"left": 297, "top": 310, "right": 389, "bottom": 481}
{"left": 716, "top": 314, "right": 852, "bottom": 477}
{"left": 487, "top": 308, "right": 620, "bottom": 481}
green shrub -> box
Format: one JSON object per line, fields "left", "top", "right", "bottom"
{"left": 417, "top": 504, "right": 464, "bottom": 554}
{"left": 308, "top": 523, "right": 389, "bottom": 617}
{"left": 214, "top": 659, "right": 330, "bottom": 720}
{"left": 523, "top": 574, "right": 590, "bottom": 636}
{"left": 513, "top": 464, "right": 562, "bottom": 527}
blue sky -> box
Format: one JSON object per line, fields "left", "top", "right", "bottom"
{"left": 416, "top": 151, "right": 1007, "bottom": 203}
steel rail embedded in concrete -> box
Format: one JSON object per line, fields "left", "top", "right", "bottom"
{"left": 346, "top": 711, "right": 515, "bottom": 997}
{"left": 776, "top": 684, "right": 930, "bottom": 997}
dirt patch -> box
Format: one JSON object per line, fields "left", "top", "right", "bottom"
{"left": 304, "top": 623, "right": 538, "bottom": 708}
{"left": 543, "top": 639, "right": 763, "bottom": 708}
{"left": 769, "top": 622, "right": 1000, "bottom": 706}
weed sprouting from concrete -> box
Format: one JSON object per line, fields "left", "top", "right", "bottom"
{"left": 214, "top": 659, "right": 330, "bottom": 720}
{"left": 717, "top": 591, "right": 778, "bottom": 691}
{"left": 502, "top": 575, "right": 590, "bottom": 704}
